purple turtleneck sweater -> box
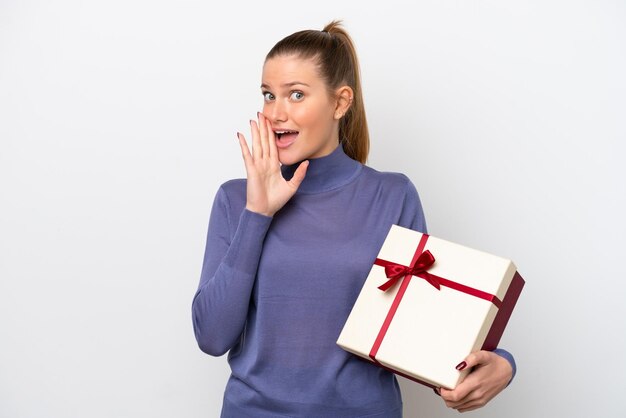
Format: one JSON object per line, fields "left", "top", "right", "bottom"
{"left": 192, "top": 145, "right": 515, "bottom": 417}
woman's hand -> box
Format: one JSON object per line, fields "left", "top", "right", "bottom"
{"left": 237, "top": 113, "right": 308, "bottom": 217}
{"left": 437, "top": 350, "right": 513, "bottom": 413}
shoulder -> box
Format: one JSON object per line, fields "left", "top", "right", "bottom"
{"left": 218, "top": 178, "right": 247, "bottom": 195}
{"left": 360, "top": 165, "right": 416, "bottom": 192}
{"left": 354, "top": 166, "right": 426, "bottom": 232}
{"left": 212, "top": 178, "right": 247, "bottom": 212}
{"left": 360, "top": 165, "right": 426, "bottom": 231}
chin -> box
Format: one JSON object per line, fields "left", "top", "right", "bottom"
{"left": 277, "top": 150, "right": 303, "bottom": 167}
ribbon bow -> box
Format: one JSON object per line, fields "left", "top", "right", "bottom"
{"left": 376, "top": 250, "right": 439, "bottom": 291}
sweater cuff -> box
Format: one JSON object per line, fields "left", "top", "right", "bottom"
{"left": 492, "top": 348, "right": 516, "bottom": 386}
{"left": 223, "top": 209, "right": 273, "bottom": 274}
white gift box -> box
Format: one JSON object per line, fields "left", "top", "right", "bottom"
{"left": 337, "top": 225, "right": 524, "bottom": 389}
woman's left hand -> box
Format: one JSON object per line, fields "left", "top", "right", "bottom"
{"left": 438, "top": 350, "right": 512, "bottom": 413}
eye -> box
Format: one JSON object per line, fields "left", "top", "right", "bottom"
{"left": 290, "top": 91, "right": 304, "bottom": 101}
{"left": 262, "top": 91, "right": 275, "bottom": 102}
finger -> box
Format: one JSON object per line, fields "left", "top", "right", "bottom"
{"left": 250, "top": 119, "right": 262, "bottom": 159}
{"left": 443, "top": 387, "right": 477, "bottom": 409}
{"left": 288, "top": 160, "right": 309, "bottom": 190}
{"left": 457, "top": 399, "right": 486, "bottom": 413}
{"left": 237, "top": 132, "right": 253, "bottom": 171}
{"left": 455, "top": 395, "right": 488, "bottom": 412}
{"left": 266, "top": 117, "right": 278, "bottom": 161}
{"left": 440, "top": 383, "right": 472, "bottom": 406}
{"left": 258, "top": 112, "right": 269, "bottom": 159}
{"left": 460, "top": 350, "right": 489, "bottom": 370}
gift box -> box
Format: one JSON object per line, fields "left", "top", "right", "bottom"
{"left": 337, "top": 225, "right": 524, "bottom": 389}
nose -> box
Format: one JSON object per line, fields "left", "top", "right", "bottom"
{"left": 267, "top": 99, "right": 287, "bottom": 124}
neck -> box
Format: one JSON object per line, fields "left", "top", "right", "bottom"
{"left": 281, "top": 144, "right": 362, "bottom": 194}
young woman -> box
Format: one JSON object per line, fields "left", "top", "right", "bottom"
{"left": 192, "top": 20, "right": 516, "bottom": 417}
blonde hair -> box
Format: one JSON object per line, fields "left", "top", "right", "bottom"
{"left": 265, "top": 20, "right": 369, "bottom": 163}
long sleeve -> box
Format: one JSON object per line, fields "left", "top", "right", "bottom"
{"left": 192, "top": 184, "right": 272, "bottom": 356}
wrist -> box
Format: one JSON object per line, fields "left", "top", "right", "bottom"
{"left": 492, "top": 348, "right": 516, "bottom": 386}
{"left": 245, "top": 204, "right": 274, "bottom": 217}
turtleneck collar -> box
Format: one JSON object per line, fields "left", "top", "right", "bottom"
{"left": 281, "top": 144, "right": 362, "bottom": 194}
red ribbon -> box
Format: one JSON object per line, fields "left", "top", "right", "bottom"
{"left": 369, "top": 233, "right": 502, "bottom": 364}
{"left": 375, "top": 250, "right": 439, "bottom": 291}
{"left": 373, "top": 236, "right": 502, "bottom": 307}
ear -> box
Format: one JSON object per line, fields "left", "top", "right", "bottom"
{"left": 333, "top": 86, "right": 354, "bottom": 120}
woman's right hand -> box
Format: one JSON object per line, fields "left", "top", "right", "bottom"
{"left": 237, "top": 113, "right": 308, "bottom": 217}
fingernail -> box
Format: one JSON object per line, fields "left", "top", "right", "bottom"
{"left": 236, "top": 132, "right": 241, "bottom": 139}
{"left": 257, "top": 112, "right": 261, "bottom": 118}
{"left": 455, "top": 361, "right": 467, "bottom": 371}
{"left": 250, "top": 119, "right": 254, "bottom": 125}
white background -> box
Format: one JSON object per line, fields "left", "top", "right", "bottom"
{"left": 1, "top": 1, "right": 624, "bottom": 417}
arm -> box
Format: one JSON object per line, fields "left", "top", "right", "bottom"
{"left": 191, "top": 188, "right": 272, "bottom": 356}
{"left": 192, "top": 113, "right": 308, "bottom": 356}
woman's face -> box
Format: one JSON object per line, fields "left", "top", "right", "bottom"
{"left": 261, "top": 54, "right": 340, "bottom": 166}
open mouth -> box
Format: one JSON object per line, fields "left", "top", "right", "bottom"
{"left": 274, "top": 130, "right": 299, "bottom": 148}
{"left": 274, "top": 130, "right": 299, "bottom": 139}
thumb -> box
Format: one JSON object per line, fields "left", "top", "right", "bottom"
{"left": 456, "top": 350, "right": 489, "bottom": 371}
{"left": 288, "top": 160, "right": 309, "bottom": 190}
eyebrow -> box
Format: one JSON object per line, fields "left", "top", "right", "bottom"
{"left": 260, "top": 81, "right": 311, "bottom": 89}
